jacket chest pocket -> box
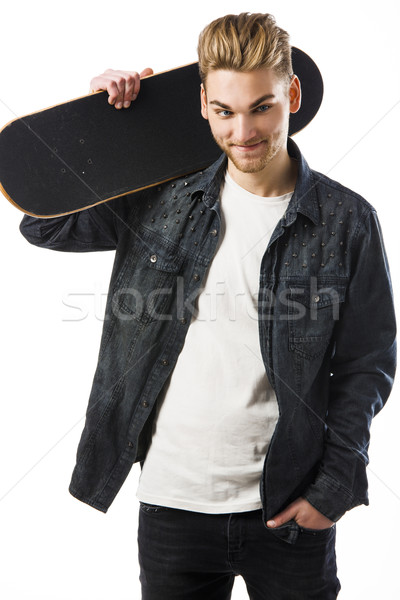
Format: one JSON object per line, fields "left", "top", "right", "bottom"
{"left": 287, "top": 283, "right": 346, "bottom": 359}
{"left": 112, "top": 229, "right": 186, "bottom": 325}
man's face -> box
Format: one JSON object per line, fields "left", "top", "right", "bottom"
{"left": 201, "top": 68, "right": 300, "bottom": 175}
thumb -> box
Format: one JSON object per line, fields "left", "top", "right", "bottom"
{"left": 140, "top": 67, "right": 154, "bottom": 79}
{"left": 266, "top": 506, "right": 296, "bottom": 528}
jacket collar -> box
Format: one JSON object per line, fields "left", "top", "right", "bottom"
{"left": 194, "top": 138, "right": 319, "bottom": 226}
{"left": 284, "top": 138, "right": 319, "bottom": 226}
{"left": 194, "top": 152, "right": 226, "bottom": 209}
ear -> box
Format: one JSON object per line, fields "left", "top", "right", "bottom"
{"left": 200, "top": 83, "right": 208, "bottom": 120}
{"left": 289, "top": 75, "right": 301, "bottom": 114}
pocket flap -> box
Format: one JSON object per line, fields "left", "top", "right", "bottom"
{"left": 288, "top": 284, "right": 346, "bottom": 309}
{"left": 135, "top": 226, "right": 185, "bottom": 273}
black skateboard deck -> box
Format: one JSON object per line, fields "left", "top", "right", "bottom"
{"left": 0, "top": 51, "right": 323, "bottom": 218}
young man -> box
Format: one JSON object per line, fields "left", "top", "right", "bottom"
{"left": 20, "top": 13, "right": 396, "bottom": 600}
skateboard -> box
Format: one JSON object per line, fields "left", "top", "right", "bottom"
{"left": 0, "top": 49, "right": 323, "bottom": 218}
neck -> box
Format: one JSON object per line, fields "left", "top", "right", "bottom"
{"left": 227, "top": 143, "right": 298, "bottom": 197}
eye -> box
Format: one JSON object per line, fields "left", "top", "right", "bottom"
{"left": 217, "top": 109, "right": 233, "bottom": 117}
{"left": 254, "top": 104, "right": 270, "bottom": 113}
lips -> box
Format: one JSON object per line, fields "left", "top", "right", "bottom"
{"left": 231, "top": 140, "right": 266, "bottom": 152}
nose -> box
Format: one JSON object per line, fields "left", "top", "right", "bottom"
{"left": 233, "top": 115, "right": 258, "bottom": 144}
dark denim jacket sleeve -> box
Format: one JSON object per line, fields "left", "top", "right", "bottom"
{"left": 19, "top": 196, "right": 133, "bottom": 252}
{"left": 303, "top": 210, "right": 397, "bottom": 521}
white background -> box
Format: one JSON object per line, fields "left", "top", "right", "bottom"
{"left": 0, "top": 0, "right": 399, "bottom": 598}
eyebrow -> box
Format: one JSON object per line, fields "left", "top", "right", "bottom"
{"left": 209, "top": 94, "right": 276, "bottom": 110}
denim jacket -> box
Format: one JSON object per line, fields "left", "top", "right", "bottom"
{"left": 20, "top": 139, "right": 396, "bottom": 543}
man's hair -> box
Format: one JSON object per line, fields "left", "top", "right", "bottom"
{"left": 197, "top": 13, "right": 292, "bottom": 85}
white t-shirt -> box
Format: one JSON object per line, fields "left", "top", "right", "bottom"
{"left": 136, "top": 172, "right": 292, "bottom": 513}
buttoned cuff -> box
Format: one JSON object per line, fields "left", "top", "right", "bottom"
{"left": 302, "top": 470, "right": 368, "bottom": 522}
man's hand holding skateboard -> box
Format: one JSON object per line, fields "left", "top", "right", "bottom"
{"left": 90, "top": 68, "right": 154, "bottom": 109}
{"left": 0, "top": 63, "right": 221, "bottom": 216}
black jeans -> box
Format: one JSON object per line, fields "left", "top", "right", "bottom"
{"left": 138, "top": 504, "right": 341, "bottom": 600}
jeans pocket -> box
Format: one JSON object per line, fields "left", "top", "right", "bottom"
{"left": 139, "top": 502, "right": 170, "bottom": 514}
{"left": 298, "top": 523, "right": 335, "bottom": 537}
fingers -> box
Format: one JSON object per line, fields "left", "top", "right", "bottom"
{"left": 90, "top": 69, "right": 139, "bottom": 109}
{"left": 140, "top": 67, "right": 154, "bottom": 79}
{"left": 266, "top": 497, "right": 334, "bottom": 529}
{"left": 266, "top": 504, "right": 296, "bottom": 528}
{"left": 89, "top": 68, "right": 154, "bottom": 109}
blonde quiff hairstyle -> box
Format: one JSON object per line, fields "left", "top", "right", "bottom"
{"left": 197, "top": 13, "right": 293, "bottom": 86}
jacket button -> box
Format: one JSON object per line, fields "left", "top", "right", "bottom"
{"left": 161, "top": 359, "right": 169, "bottom": 366}
{"left": 180, "top": 317, "right": 187, "bottom": 324}
{"left": 142, "top": 400, "right": 149, "bottom": 408}
{"left": 193, "top": 274, "right": 200, "bottom": 281}
{"left": 313, "top": 295, "right": 320, "bottom": 303}
{"left": 150, "top": 254, "right": 157, "bottom": 263}
{"left": 127, "top": 441, "right": 134, "bottom": 448}
{"left": 210, "top": 229, "right": 218, "bottom": 237}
